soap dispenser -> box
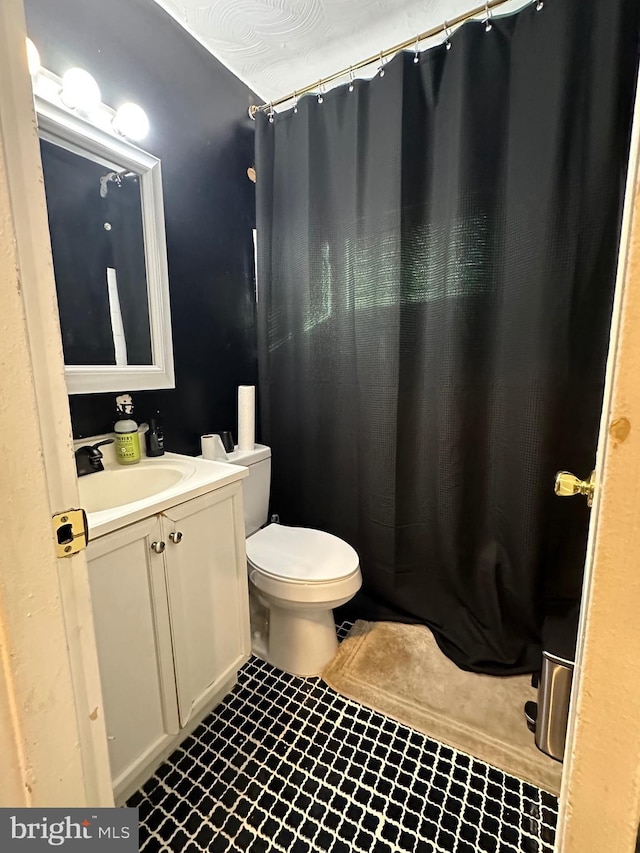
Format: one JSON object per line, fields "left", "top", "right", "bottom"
{"left": 114, "top": 394, "right": 141, "bottom": 465}
{"left": 145, "top": 412, "right": 165, "bottom": 457}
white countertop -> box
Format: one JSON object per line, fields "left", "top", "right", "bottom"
{"left": 81, "top": 452, "right": 248, "bottom": 540}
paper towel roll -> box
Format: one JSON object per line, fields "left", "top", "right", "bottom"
{"left": 201, "top": 434, "right": 228, "bottom": 461}
{"left": 237, "top": 385, "right": 255, "bottom": 451}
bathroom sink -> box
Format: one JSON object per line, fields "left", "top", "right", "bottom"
{"left": 79, "top": 462, "right": 190, "bottom": 513}
{"left": 76, "top": 452, "right": 248, "bottom": 539}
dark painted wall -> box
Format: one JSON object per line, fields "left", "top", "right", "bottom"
{"left": 25, "top": 0, "right": 258, "bottom": 454}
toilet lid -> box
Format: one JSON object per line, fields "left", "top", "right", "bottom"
{"left": 246, "top": 524, "right": 359, "bottom": 582}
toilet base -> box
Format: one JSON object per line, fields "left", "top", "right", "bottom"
{"left": 250, "top": 592, "right": 339, "bottom": 677}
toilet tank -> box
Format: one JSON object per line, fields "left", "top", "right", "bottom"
{"left": 225, "top": 444, "right": 271, "bottom": 536}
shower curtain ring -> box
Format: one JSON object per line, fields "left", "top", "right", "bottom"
{"left": 444, "top": 21, "right": 452, "bottom": 51}
{"left": 535, "top": 0, "right": 544, "bottom": 10}
{"left": 293, "top": 91, "right": 298, "bottom": 114}
{"left": 348, "top": 67, "right": 355, "bottom": 91}
{"left": 317, "top": 83, "right": 324, "bottom": 104}
{"left": 378, "top": 51, "right": 386, "bottom": 77}
{"left": 414, "top": 35, "right": 420, "bottom": 63}
{"left": 268, "top": 103, "right": 275, "bottom": 123}
{"left": 484, "top": 2, "right": 493, "bottom": 31}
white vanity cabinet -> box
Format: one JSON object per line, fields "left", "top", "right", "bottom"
{"left": 86, "top": 514, "right": 179, "bottom": 797}
{"left": 162, "top": 488, "right": 250, "bottom": 727}
{"left": 86, "top": 478, "right": 250, "bottom": 802}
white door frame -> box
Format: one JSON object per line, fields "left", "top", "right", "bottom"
{"left": 0, "top": 0, "right": 112, "bottom": 806}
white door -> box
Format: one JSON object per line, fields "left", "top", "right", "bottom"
{"left": 86, "top": 516, "right": 180, "bottom": 797}
{"left": 162, "top": 485, "right": 250, "bottom": 727}
{"left": 0, "top": 0, "right": 112, "bottom": 806}
{"left": 556, "top": 80, "right": 640, "bottom": 850}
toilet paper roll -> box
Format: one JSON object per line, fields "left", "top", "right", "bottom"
{"left": 238, "top": 385, "right": 255, "bottom": 451}
{"left": 201, "top": 434, "right": 228, "bottom": 461}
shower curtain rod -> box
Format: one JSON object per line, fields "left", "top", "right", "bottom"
{"left": 249, "top": 0, "right": 536, "bottom": 117}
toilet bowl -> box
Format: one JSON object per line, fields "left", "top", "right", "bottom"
{"left": 246, "top": 523, "right": 361, "bottom": 676}
{"left": 225, "top": 444, "right": 362, "bottom": 677}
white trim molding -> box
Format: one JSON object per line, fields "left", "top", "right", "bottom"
{"left": 35, "top": 82, "right": 175, "bottom": 395}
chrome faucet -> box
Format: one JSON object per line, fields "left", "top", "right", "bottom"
{"left": 75, "top": 439, "right": 114, "bottom": 477}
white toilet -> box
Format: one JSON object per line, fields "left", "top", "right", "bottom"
{"left": 226, "top": 444, "right": 361, "bottom": 677}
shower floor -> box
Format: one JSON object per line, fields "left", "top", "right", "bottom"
{"left": 128, "top": 623, "right": 558, "bottom": 852}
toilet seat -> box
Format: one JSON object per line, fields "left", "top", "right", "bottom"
{"left": 246, "top": 523, "right": 359, "bottom": 582}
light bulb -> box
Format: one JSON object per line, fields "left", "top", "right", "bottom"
{"left": 112, "top": 102, "right": 149, "bottom": 140}
{"left": 60, "top": 67, "right": 101, "bottom": 112}
{"left": 26, "top": 38, "right": 40, "bottom": 76}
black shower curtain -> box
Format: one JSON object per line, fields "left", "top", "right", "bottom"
{"left": 255, "top": 0, "right": 639, "bottom": 674}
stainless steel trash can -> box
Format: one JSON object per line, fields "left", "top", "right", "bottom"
{"left": 535, "top": 650, "right": 574, "bottom": 761}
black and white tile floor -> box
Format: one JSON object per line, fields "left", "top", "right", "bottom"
{"left": 128, "top": 623, "right": 558, "bottom": 853}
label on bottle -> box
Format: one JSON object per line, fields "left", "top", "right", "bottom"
{"left": 116, "top": 432, "right": 141, "bottom": 464}
{"left": 145, "top": 429, "right": 164, "bottom": 457}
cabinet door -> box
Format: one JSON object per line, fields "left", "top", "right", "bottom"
{"left": 86, "top": 516, "right": 179, "bottom": 796}
{"left": 162, "top": 483, "right": 250, "bottom": 727}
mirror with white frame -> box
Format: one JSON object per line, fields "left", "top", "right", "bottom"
{"left": 35, "top": 78, "right": 174, "bottom": 394}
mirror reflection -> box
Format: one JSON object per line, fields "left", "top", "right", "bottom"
{"left": 40, "top": 139, "right": 152, "bottom": 366}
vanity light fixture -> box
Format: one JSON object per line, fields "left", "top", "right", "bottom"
{"left": 26, "top": 39, "right": 151, "bottom": 143}
{"left": 60, "top": 67, "right": 101, "bottom": 112}
{"left": 26, "top": 37, "right": 41, "bottom": 76}
{"left": 112, "top": 102, "right": 149, "bottom": 141}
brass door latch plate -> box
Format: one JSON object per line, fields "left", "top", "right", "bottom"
{"left": 52, "top": 508, "right": 89, "bottom": 557}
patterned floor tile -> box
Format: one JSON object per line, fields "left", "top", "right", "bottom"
{"left": 128, "top": 622, "right": 558, "bottom": 852}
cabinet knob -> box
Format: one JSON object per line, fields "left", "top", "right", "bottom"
{"left": 151, "top": 540, "right": 166, "bottom": 554}
{"left": 169, "top": 531, "right": 183, "bottom": 544}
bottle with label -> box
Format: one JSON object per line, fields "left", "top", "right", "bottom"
{"left": 114, "top": 394, "right": 141, "bottom": 465}
{"left": 145, "top": 413, "right": 165, "bottom": 457}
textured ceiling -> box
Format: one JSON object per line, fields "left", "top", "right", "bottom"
{"left": 151, "top": 0, "right": 528, "bottom": 108}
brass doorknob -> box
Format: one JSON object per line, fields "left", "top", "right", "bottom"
{"left": 554, "top": 471, "right": 596, "bottom": 507}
